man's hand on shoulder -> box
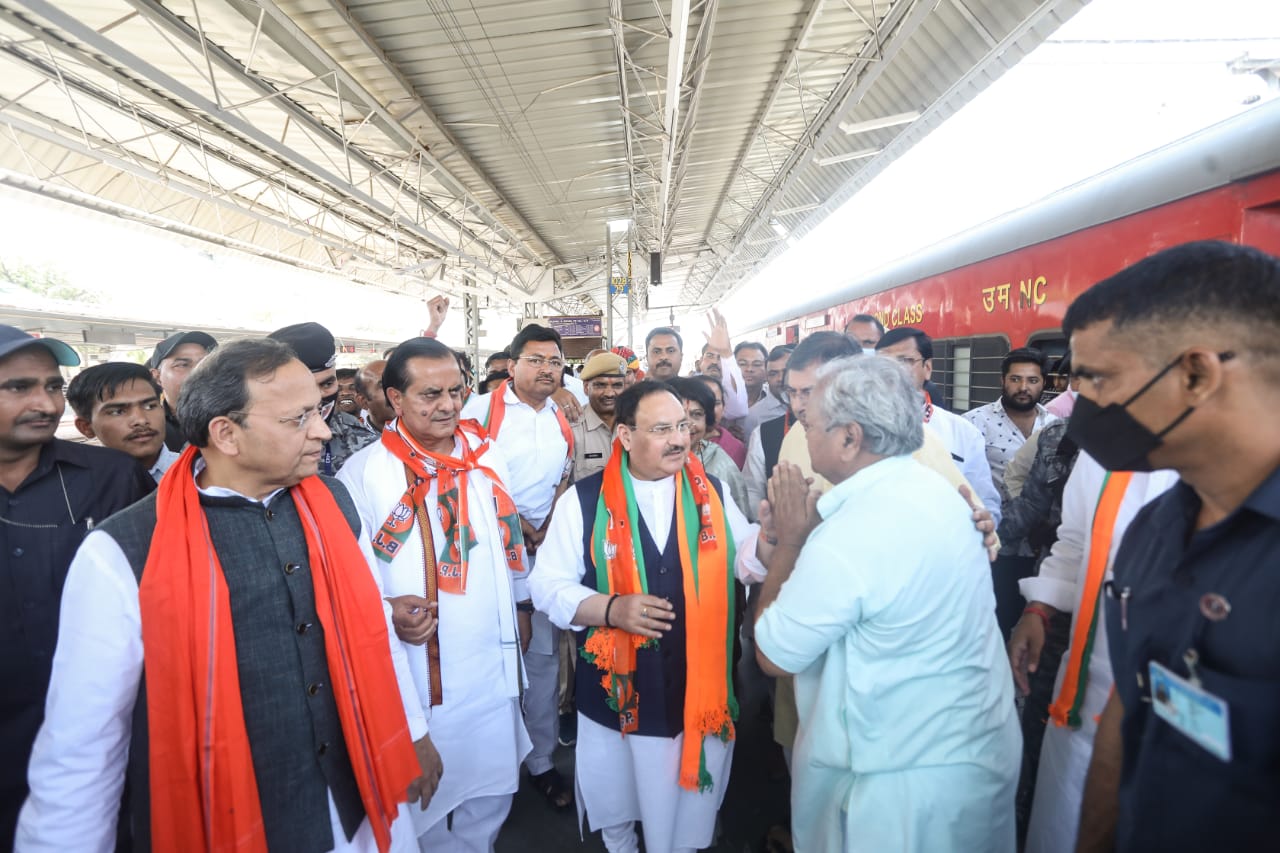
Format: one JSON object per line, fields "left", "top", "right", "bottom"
{"left": 552, "top": 386, "right": 582, "bottom": 423}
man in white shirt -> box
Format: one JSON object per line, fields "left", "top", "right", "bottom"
{"left": 729, "top": 341, "right": 786, "bottom": 441}
{"left": 66, "top": 361, "right": 179, "bottom": 484}
{"left": 461, "top": 324, "right": 576, "bottom": 810}
{"left": 531, "top": 381, "right": 768, "bottom": 853}
{"left": 1009, "top": 455, "right": 1177, "bottom": 853}
{"left": 743, "top": 345, "right": 795, "bottom": 521}
{"left": 339, "top": 337, "right": 533, "bottom": 852}
{"left": 876, "top": 327, "right": 1002, "bottom": 526}
{"left": 643, "top": 311, "right": 748, "bottom": 421}
{"left": 963, "top": 347, "right": 1058, "bottom": 500}
{"left": 17, "top": 338, "right": 434, "bottom": 852}
{"left": 755, "top": 356, "right": 1019, "bottom": 853}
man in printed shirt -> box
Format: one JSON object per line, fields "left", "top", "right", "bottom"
{"left": 963, "top": 347, "right": 1058, "bottom": 501}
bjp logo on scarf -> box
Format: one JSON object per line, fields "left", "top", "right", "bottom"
{"left": 390, "top": 501, "right": 413, "bottom": 526}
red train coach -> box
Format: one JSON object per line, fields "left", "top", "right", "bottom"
{"left": 751, "top": 98, "right": 1280, "bottom": 410}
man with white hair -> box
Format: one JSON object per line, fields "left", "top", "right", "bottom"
{"left": 754, "top": 356, "right": 1020, "bottom": 853}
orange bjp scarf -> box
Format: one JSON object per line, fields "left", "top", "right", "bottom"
{"left": 372, "top": 420, "right": 525, "bottom": 593}
{"left": 1048, "top": 470, "right": 1134, "bottom": 728}
{"left": 138, "top": 446, "right": 420, "bottom": 852}
{"left": 582, "top": 438, "right": 738, "bottom": 792}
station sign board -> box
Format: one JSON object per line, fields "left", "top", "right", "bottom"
{"left": 547, "top": 314, "right": 603, "bottom": 338}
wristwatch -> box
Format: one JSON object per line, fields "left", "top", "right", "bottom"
{"left": 515, "top": 600, "right": 535, "bottom": 614}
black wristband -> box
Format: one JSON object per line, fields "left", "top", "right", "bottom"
{"left": 603, "top": 594, "right": 620, "bottom": 628}
{"left": 515, "top": 600, "right": 535, "bottom": 614}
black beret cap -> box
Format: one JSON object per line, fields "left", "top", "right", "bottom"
{"left": 268, "top": 322, "right": 336, "bottom": 372}
{"left": 150, "top": 331, "right": 217, "bottom": 369}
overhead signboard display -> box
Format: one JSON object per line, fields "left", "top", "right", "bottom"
{"left": 548, "top": 315, "right": 603, "bottom": 338}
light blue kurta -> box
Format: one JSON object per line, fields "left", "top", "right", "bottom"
{"left": 755, "top": 454, "right": 1020, "bottom": 853}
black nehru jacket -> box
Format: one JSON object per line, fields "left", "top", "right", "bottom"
{"left": 572, "top": 470, "right": 729, "bottom": 738}
{"left": 0, "top": 440, "right": 153, "bottom": 848}
{"left": 99, "top": 476, "right": 368, "bottom": 853}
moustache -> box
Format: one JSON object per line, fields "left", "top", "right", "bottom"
{"left": 125, "top": 429, "right": 159, "bottom": 441}
{"left": 17, "top": 413, "right": 57, "bottom": 426}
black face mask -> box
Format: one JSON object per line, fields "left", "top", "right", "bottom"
{"left": 320, "top": 394, "right": 338, "bottom": 422}
{"left": 1067, "top": 351, "right": 1231, "bottom": 472}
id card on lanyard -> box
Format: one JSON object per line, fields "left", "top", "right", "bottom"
{"left": 1149, "top": 659, "right": 1232, "bottom": 761}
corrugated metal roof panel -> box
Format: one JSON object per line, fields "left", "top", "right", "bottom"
{"left": 0, "top": 0, "right": 1089, "bottom": 325}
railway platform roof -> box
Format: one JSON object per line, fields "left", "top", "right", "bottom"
{"left": 0, "top": 0, "right": 1088, "bottom": 328}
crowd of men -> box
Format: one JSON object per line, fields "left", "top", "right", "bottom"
{"left": 1, "top": 239, "right": 1276, "bottom": 853}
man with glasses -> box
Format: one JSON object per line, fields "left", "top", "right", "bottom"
{"left": 768, "top": 331, "right": 998, "bottom": 781}
{"left": 149, "top": 330, "right": 218, "bottom": 451}
{"left": 531, "top": 381, "right": 769, "bottom": 853}
{"left": 269, "top": 322, "right": 375, "bottom": 474}
{"left": 19, "top": 337, "right": 434, "bottom": 852}
{"left": 573, "top": 352, "right": 628, "bottom": 481}
{"left": 0, "top": 327, "right": 153, "bottom": 848}
{"left": 729, "top": 341, "right": 784, "bottom": 440}
{"left": 877, "top": 327, "right": 1001, "bottom": 526}
{"left": 339, "top": 337, "right": 533, "bottom": 852}
{"left": 744, "top": 345, "right": 795, "bottom": 519}
{"left": 462, "top": 323, "right": 576, "bottom": 811}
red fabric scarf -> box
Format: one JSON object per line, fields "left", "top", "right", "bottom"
{"left": 138, "top": 446, "right": 420, "bottom": 852}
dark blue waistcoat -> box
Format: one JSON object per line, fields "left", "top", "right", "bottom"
{"left": 573, "top": 470, "right": 725, "bottom": 738}
{"left": 98, "top": 476, "right": 366, "bottom": 853}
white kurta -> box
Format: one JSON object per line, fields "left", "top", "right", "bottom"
{"left": 926, "top": 405, "right": 1003, "bottom": 527}
{"left": 337, "top": 436, "right": 532, "bottom": 837}
{"left": 530, "top": 474, "right": 764, "bottom": 853}
{"left": 16, "top": 474, "right": 425, "bottom": 853}
{"left": 755, "top": 455, "right": 1021, "bottom": 853}
{"left": 461, "top": 385, "right": 571, "bottom": 658}
{"left": 1018, "top": 454, "right": 1178, "bottom": 853}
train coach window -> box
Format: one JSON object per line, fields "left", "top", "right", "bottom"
{"left": 950, "top": 345, "right": 972, "bottom": 412}
{"left": 931, "top": 335, "right": 1010, "bottom": 414}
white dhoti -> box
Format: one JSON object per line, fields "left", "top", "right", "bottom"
{"left": 416, "top": 793, "right": 513, "bottom": 853}
{"left": 576, "top": 713, "right": 733, "bottom": 853}
{"left": 338, "top": 436, "right": 533, "bottom": 851}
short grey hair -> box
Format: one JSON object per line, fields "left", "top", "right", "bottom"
{"left": 177, "top": 337, "right": 297, "bottom": 447}
{"left": 814, "top": 355, "right": 923, "bottom": 457}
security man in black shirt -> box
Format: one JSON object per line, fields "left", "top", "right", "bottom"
{"left": 1067, "top": 241, "right": 1280, "bottom": 853}
{"left": 0, "top": 326, "right": 153, "bottom": 847}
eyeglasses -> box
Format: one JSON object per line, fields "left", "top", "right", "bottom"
{"left": 231, "top": 399, "right": 332, "bottom": 431}
{"left": 517, "top": 356, "right": 565, "bottom": 371}
{"left": 625, "top": 420, "right": 692, "bottom": 436}
{"left": 888, "top": 355, "right": 924, "bottom": 367}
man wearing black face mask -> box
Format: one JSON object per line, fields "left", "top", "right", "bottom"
{"left": 269, "top": 322, "right": 375, "bottom": 474}
{"left": 1071, "top": 241, "right": 1280, "bottom": 853}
